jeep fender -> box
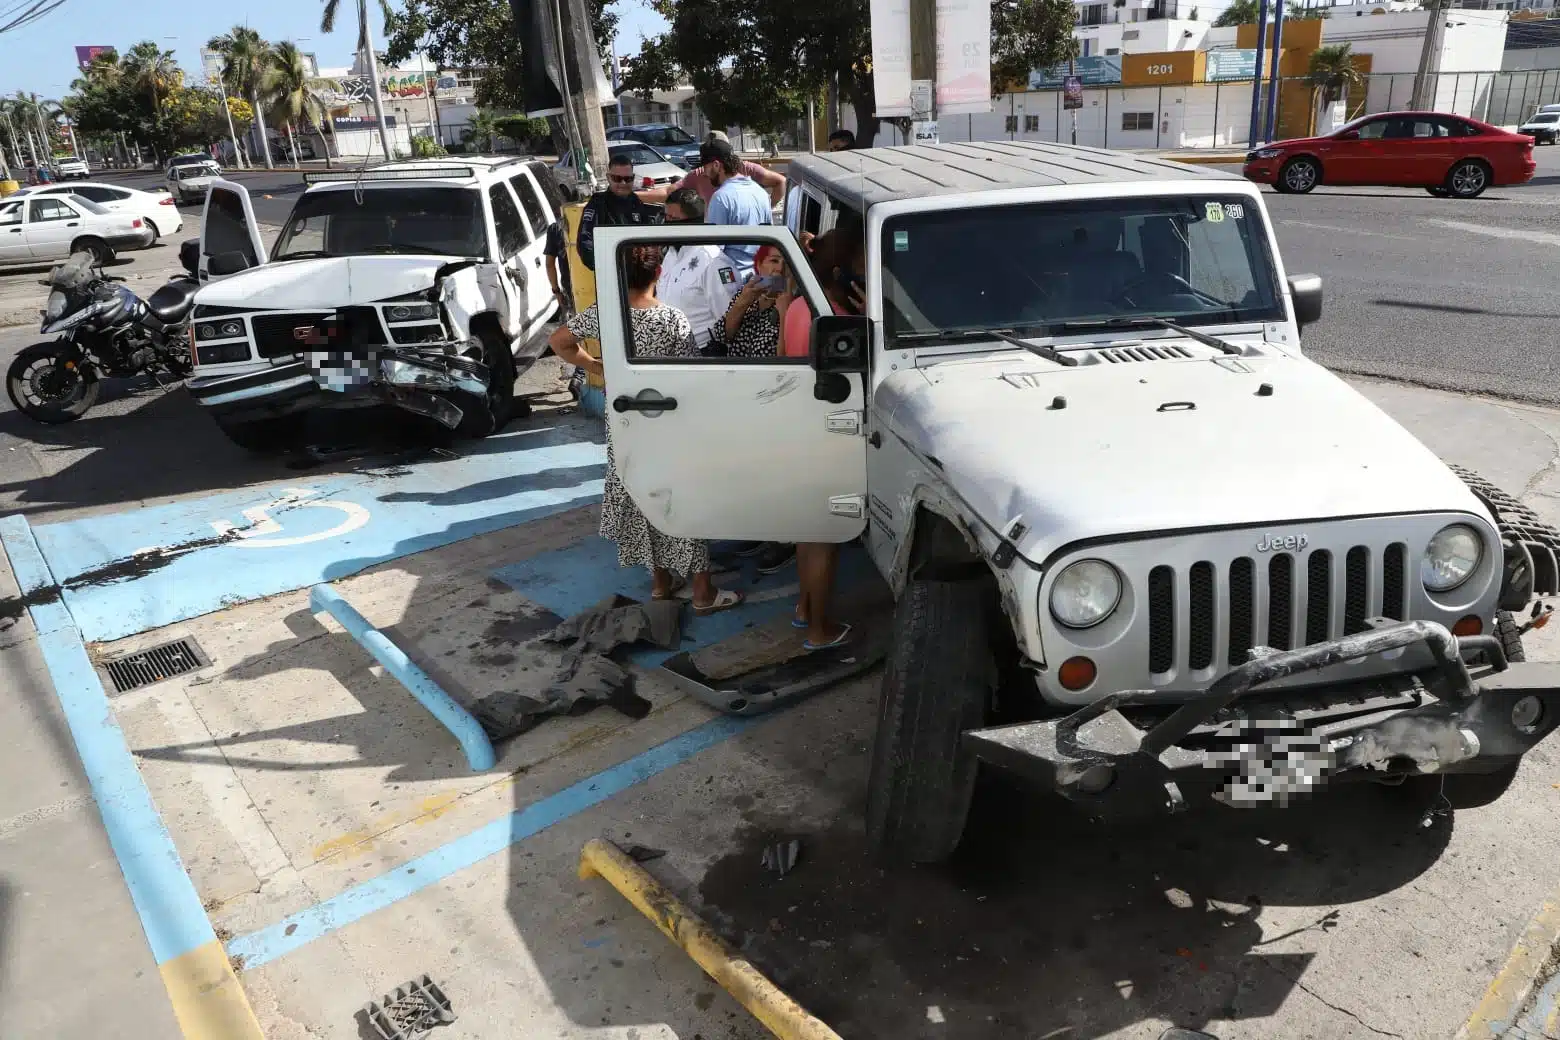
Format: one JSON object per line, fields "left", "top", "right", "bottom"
{"left": 891, "top": 490, "right": 1035, "bottom": 665}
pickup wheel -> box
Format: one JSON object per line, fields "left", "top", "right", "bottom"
{"left": 457, "top": 325, "right": 517, "bottom": 438}
{"left": 865, "top": 578, "right": 994, "bottom": 865}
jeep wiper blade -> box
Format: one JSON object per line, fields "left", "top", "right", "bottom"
{"left": 1059, "top": 316, "right": 1243, "bottom": 356}
{"left": 897, "top": 327, "right": 1078, "bottom": 367}
{"left": 272, "top": 249, "right": 334, "bottom": 260}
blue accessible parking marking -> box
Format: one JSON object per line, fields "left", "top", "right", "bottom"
{"left": 27, "top": 424, "right": 607, "bottom": 642}
{"left": 491, "top": 538, "right": 880, "bottom": 666}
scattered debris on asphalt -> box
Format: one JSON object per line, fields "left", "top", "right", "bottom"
{"left": 361, "top": 974, "right": 456, "bottom": 1040}
{"left": 761, "top": 839, "right": 801, "bottom": 878}
{"left": 625, "top": 844, "right": 667, "bottom": 863}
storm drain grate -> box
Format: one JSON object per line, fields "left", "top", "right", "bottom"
{"left": 362, "top": 975, "right": 456, "bottom": 1040}
{"left": 102, "top": 638, "right": 207, "bottom": 693}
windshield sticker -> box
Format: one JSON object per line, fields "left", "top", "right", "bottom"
{"left": 1204, "top": 202, "right": 1224, "bottom": 223}
{"left": 894, "top": 230, "right": 910, "bottom": 252}
{"left": 1224, "top": 203, "right": 1245, "bottom": 220}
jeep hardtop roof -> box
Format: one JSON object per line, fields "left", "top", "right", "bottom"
{"left": 789, "top": 140, "right": 1240, "bottom": 212}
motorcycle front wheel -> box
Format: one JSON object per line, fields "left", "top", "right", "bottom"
{"left": 6, "top": 341, "right": 100, "bottom": 423}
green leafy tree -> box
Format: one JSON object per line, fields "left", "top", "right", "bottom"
{"left": 121, "top": 41, "right": 181, "bottom": 115}
{"left": 1307, "top": 41, "right": 1362, "bottom": 130}
{"left": 383, "top": 0, "right": 618, "bottom": 110}
{"left": 623, "top": 0, "right": 1075, "bottom": 146}
{"left": 1213, "top": 0, "right": 1257, "bottom": 27}
{"left": 208, "top": 26, "right": 275, "bottom": 168}
{"left": 266, "top": 41, "right": 337, "bottom": 166}
{"left": 464, "top": 107, "right": 499, "bottom": 151}
{"left": 411, "top": 134, "right": 446, "bottom": 156}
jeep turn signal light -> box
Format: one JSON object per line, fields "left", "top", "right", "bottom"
{"left": 1453, "top": 615, "right": 1483, "bottom": 637}
{"left": 1058, "top": 656, "right": 1097, "bottom": 691}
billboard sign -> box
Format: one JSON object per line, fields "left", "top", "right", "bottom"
{"left": 1030, "top": 54, "right": 1120, "bottom": 90}
{"left": 1206, "top": 49, "right": 1259, "bottom": 82}
{"left": 870, "top": 0, "right": 992, "bottom": 117}
{"left": 74, "top": 45, "right": 114, "bottom": 70}
{"left": 1063, "top": 76, "right": 1083, "bottom": 110}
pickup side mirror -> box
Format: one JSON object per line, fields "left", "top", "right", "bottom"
{"left": 810, "top": 313, "right": 870, "bottom": 403}
{"left": 207, "top": 250, "right": 251, "bottom": 277}
{"left": 179, "top": 238, "right": 199, "bottom": 277}
{"left": 1289, "top": 273, "right": 1323, "bottom": 328}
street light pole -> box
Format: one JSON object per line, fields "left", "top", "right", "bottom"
{"left": 359, "top": 0, "right": 395, "bottom": 161}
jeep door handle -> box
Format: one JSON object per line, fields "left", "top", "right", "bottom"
{"left": 613, "top": 392, "right": 677, "bottom": 413}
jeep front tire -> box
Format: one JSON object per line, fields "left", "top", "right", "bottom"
{"left": 865, "top": 578, "right": 993, "bottom": 864}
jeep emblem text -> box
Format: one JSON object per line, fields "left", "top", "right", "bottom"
{"left": 1256, "top": 533, "right": 1308, "bottom": 553}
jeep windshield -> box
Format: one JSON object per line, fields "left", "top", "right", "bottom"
{"left": 880, "top": 195, "right": 1285, "bottom": 347}
{"left": 271, "top": 187, "right": 488, "bottom": 261}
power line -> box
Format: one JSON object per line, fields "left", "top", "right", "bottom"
{"left": 0, "top": 0, "right": 70, "bottom": 36}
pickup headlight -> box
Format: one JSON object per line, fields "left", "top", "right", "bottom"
{"left": 194, "top": 319, "right": 246, "bottom": 341}
{"left": 1050, "top": 559, "right": 1123, "bottom": 629}
{"left": 1250, "top": 147, "right": 1282, "bottom": 160}
{"left": 386, "top": 302, "right": 438, "bottom": 322}
{"left": 1422, "top": 524, "right": 1482, "bottom": 592}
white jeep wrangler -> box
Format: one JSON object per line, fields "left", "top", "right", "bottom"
{"left": 592, "top": 141, "right": 1560, "bottom": 863}
{"left": 184, "top": 158, "right": 566, "bottom": 449}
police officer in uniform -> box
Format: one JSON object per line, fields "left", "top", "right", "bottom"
{"left": 655, "top": 187, "right": 741, "bottom": 353}
{"left": 578, "top": 150, "right": 662, "bottom": 271}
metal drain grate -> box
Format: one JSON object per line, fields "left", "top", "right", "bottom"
{"left": 362, "top": 975, "right": 456, "bottom": 1040}
{"left": 102, "top": 638, "right": 207, "bottom": 693}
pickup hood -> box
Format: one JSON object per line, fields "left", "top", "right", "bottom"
{"left": 195, "top": 255, "right": 457, "bottom": 309}
{"left": 875, "top": 348, "right": 1486, "bottom": 565}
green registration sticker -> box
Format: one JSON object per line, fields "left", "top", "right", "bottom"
{"left": 894, "top": 230, "right": 910, "bottom": 251}
{"left": 1205, "top": 202, "right": 1224, "bottom": 223}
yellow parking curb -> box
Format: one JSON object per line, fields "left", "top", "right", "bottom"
{"left": 1158, "top": 153, "right": 1246, "bottom": 165}
{"left": 1457, "top": 894, "right": 1560, "bottom": 1039}
{"left": 578, "top": 838, "right": 843, "bottom": 1040}
{"left": 160, "top": 940, "right": 266, "bottom": 1039}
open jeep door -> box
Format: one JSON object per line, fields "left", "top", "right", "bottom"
{"left": 594, "top": 224, "right": 868, "bottom": 544}
{"left": 198, "top": 179, "right": 268, "bottom": 282}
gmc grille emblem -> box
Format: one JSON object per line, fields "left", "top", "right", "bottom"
{"left": 1256, "top": 533, "right": 1308, "bottom": 553}
{"left": 293, "top": 326, "right": 330, "bottom": 345}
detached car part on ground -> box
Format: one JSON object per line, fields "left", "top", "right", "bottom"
{"left": 591, "top": 143, "right": 1560, "bottom": 867}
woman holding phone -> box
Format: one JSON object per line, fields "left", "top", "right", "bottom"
{"left": 722, "top": 245, "right": 789, "bottom": 356}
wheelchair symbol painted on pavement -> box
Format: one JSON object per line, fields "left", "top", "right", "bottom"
{"left": 209, "top": 488, "right": 370, "bottom": 548}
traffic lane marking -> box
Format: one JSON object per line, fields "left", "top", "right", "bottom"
{"left": 26, "top": 423, "right": 607, "bottom": 641}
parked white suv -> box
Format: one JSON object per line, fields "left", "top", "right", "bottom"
{"left": 185, "top": 158, "right": 565, "bottom": 449}
{"left": 592, "top": 142, "right": 1560, "bottom": 862}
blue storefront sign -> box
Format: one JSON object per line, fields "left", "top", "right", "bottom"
{"left": 1030, "top": 54, "right": 1122, "bottom": 90}
{"left": 1206, "top": 48, "right": 1259, "bottom": 82}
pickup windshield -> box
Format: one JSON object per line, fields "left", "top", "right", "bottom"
{"left": 880, "top": 195, "right": 1285, "bottom": 345}
{"left": 272, "top": 186, "right": 488, "bottom": 261}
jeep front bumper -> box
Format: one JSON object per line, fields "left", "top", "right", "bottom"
{"left": 964, "top": 620, "right": 1560, "bottom": 814}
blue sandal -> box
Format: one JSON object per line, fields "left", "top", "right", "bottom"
{"left": 803, "top": 623, "right": 853, "bottom": 652}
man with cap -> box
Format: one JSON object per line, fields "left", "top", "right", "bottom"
{"left": 637, "top": 130, "right": 786, "bottom": 207}
{"left": 701, "top": 137, "right": 774, "bottom": 275}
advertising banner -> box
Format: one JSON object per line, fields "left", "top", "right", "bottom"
{"left": 871, "top": 0, "right": 992, "bottom": 117}
{"left": 1030, "top": 54, "right": 1120, "bottom": 89}
{"left": 74, "top": 45, "right": 113, "bottom": 70}
{"left": 1206, "top": 48, "right": 1259, "bottom": 82}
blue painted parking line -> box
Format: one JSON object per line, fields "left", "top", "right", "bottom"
{"left": 0, "top": 517, "right": 216, "bottom": 962}
{"left": 491, "top": 538, "right": 879, "bottom": 667}
{"left": 224, "top": 712, "right": 760, "bottom": 969}
{"left": 28, "top": 424, "right": 607, "bottom": 642}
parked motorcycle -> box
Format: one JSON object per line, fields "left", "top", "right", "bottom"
{"left": 5, "top": 250, "right": 198, "bottom": 424}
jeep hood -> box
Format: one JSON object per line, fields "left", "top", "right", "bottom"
{"left": 875, "top": 349, "right": 1487, "bottom": 565}
{"left": 195, "top": 255, "right": 457, "bottom": 309}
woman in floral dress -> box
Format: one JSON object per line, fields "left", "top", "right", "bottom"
{"left": 547, "top": 245, "right": 744, "bottom": 615}
{"left": 720, "top": 245, "right": 786, "bottom": 357}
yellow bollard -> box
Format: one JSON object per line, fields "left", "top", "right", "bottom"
{"left": 0, "top": 179, "right": 18, "bottom": 198}
{"left": 561, "top": 202, "right": 602, "bottom": 390}
{"left": 578, "top": 838, "right": 844, "bottom": 1040}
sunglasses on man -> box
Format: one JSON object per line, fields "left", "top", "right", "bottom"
{"left": 609, "top": 173, "right": 636, "bottom": 184}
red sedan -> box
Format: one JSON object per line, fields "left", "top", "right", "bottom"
{"left": 1242, "top": 111, "right": 1535, "bottom": 199}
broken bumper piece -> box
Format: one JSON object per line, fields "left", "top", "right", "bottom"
{"left": 964, "top": 620, "right": 1560, "bottom": 815}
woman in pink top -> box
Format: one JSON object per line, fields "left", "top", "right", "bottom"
{"left": 783, "top": 227, "right": 866, "bottom": 650}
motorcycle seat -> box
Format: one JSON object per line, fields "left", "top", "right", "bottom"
{"left": 147, "top": 278, "right": 199, "bottom": 324}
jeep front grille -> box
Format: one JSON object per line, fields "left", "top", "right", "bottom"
{"left": 1146, "top": 543, "right": 1409, "bottom": 677}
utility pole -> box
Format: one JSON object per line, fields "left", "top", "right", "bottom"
{"left": 1410, "top": 0, "right": 1446, "bottom": 111}
{"left": 1070, "top": 52, "right": 1078, "bottom": 145}
{"left": 553, "top": 0, "right": 611, "bottom": 189}
{"left": 1263, "top": 0, "right": 1285, "bottom": 142}
{"left": 910, "top": 0, "right": 937, "bottom": 144}
{"left": 359, "top": 0, "right": 395, "bottom": 160}
{"left": 1247, "top": 0, "right": 1269, "bottom": 146}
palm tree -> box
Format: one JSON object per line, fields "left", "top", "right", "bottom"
{"left": 120, "top": 41, "right": 181, "bottom": 115}
{"left": 0, "top": 98, "right": 25, "bottom": 178}
{"left": 1307, "top": 43, "right": 1365, "bottom": 133}
{"left": 465, "top": 109, "right": 498, "bottom": 152}
{"left": 320, "top": 0, "right": 395, "bottom": 161}
{"left": 209, "top": 26, "right": 276, "bottom": 169}
{"left": 265, "top": 41, "right": 335, "bottom": 167}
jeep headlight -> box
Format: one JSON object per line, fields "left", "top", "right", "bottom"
{"left": 1422, "top": 524, "right": 1482, "bottom": 592}
{"left": 1050, "top": 560, "right": 1123, "bottom": 629}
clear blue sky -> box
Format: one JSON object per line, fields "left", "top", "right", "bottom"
{"left": 0, "top": 0, "right": 666, "bottom": 99}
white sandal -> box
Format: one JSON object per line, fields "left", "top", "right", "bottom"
{"left": 692, "top": 589, "right": 745, "bottom": 616}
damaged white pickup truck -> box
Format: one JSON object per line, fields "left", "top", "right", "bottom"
{"left": 592, "top": 141, "right": 1560, "bottom": 864}
{"left": 183, "top": 159, "right": 566, "bottom": 449}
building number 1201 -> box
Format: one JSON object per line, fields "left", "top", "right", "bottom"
{"left": 1146, "top": 64, "right": 1174, "bottom": 76}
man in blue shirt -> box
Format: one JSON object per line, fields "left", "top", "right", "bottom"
{"left": 701, "top": 139, "right": 771, "bottom": 274}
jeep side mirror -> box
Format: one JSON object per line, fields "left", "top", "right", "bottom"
{"left": 179, "top": 238, "right": 199, "bottom": 277}
{"left": 207, "top": 250, "right": 250, "bottom": 276}
{"left": 811, "top": 313, "right": 870, "bottom": 373}
{"left": 1288, "top": 273, "right": 1322, "bottom": 328}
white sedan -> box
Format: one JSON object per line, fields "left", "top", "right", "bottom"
{"left": 7, "top": 181, "right": 183, "bottom": 243}
{"left": 553, "top": 141, "right": 686, "bottom": 200}
{"left": 0, "top": 193, "right": 153, "bottom": 271}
